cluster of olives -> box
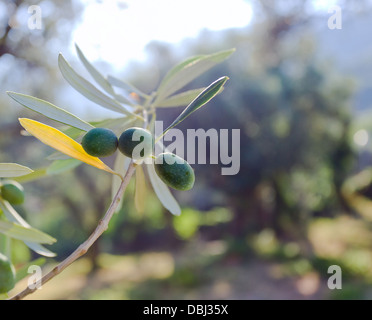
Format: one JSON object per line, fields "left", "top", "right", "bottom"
{"left": 0, "top": 180, "right": 24, "bottom": 205}
{"left": 81, "top": 127, "right": 195, "bottom": 191}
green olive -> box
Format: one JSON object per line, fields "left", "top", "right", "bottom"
{"left": 81, "top": 128, "right": 118, "bottom": 157}
{"left": 118, "top": 127, "right": 153, "bottom": 159}
{"left": 154, "top": 153, "right": 195, "bottom": 191}
{"left": 0, "top": 180, "right": 24, "bottom": 205}
{"left": 0, "top": 253, "right": 15, "bottom": 294}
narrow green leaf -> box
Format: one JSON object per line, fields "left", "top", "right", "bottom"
{"left": 111, "top": 153, "right": 131, "bottom": 213}
{"left": 22, "top": 241, "right": 55, "bottom": 257}
{"left": 155, "top": 49, "right": 235, "bottom": 103}
{"left": 114, "top": 93, "right": 137, "bottom": 106}
{"left": 0, "top": 200, "right": 56, "bottom": 257}
{"left": 157, "top": 55, "right": 203, "bottom": 91}
{"left": 75, "top": 44, "right": 136, "bottom": 106}
{"left": 7, "top": 92, "right": 94, "bottom": 132}
{"left": 59, "top": 125, "right": 85, "bottom": 140}
{"left": 134, "top": 165, "right": 147, "bottom": 214}
{"left": 75, "top": 44, "right": 115, "bottom": 96}
{"left": 0, "top": 163, "right": 33, "bottom": 178}
{"left": 146, "top": 161, "right": 181, "bottom": 216}
{"left": 46, "top": 152, "right": 71, "bottom": 161}
{"left": 90, "top": 117, "right": 125, "bottom": 127}
{"left": 13, "top": 168, "right": 47, "bottom": 184}
{"left": 107, "top": 75, "right": 149, "bottom": 99}
{"left": 0, "top": 220, "right": 56, "bottom": 244}
{"left": 162, "top": 76, "right": 229, "bottom": 136}
{"left": 92, "top": 116, "right": 137, "bottom": 135}
{"left": 155, "top": 88, "right": 205, "bottom": 108}
{"left": 58, "top": 53, "right": 134, "bottom": 115}
{"left": 46, "top": 159, "right": 81, "bottom": 175}
{"left": 76, "top": 46, "right": 138, "bottom": 106}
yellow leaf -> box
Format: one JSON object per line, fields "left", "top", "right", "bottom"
{"left": 19, "top": 118, "right": 120, "bottom": 177}
{"left": 134, "top": 165, "right": 147, "bottom": 215}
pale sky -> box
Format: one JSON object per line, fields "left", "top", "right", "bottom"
{"left": 71, "top": 0, "right": 253, "bottom": 69}
{"left": 63, "top": 0, "right": 341, "bottom": 119}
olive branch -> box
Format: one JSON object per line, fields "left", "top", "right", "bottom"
{"left": 1, "top": 45, "right": 234, "bottom": 299}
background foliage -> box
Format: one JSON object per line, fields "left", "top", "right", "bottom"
{"left": 2, "top": 0, "right": 372, "bottom": 299}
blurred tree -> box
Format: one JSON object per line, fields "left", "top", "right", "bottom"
{"left": 0, "top": 0, "right": 110, "bottom": 267}
{"left": 1, "top": 0, "right": 83, "bottom": 104}
{"left": 0, "top": 0, "right": 366, "bottom": 273}
{"left": 133, "top": 0, "right": 359, "bottom": 250}
{"left": 0, "top": 0, "right": 83, "bottom": 140}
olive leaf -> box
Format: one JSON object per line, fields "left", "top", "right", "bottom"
{"left": 92, "top": 116, "right": 138, "bottom": 136}
{"left": 46, "top": 159, "right": 82, "bottom": 175}
{"left": 107, "top": 75, "right": 149, "bottom": 99}
{"left": 154, "top": 55, "right": 203, "bottom": 103}
{"left": 0, "top": 220, "right": 56, "bottom": 244}
{"left": 58, "top": 125, "right": 86, "bottom": 140}
{"left": 154, "top": 49, "right": 235, "bottom": 103}
{"left": 58, "top": 53, "right": 136, "bottom": 116}
{"left": 13, "top": 168, "right": 47, "bottom": 184}
{"left": 46, "top": 152, "right": 71, "bottom": 161}
{"left": 154, "top": 88, "right": 205, "bottom": 108}
{"left": 75, "top": 45, "right": 136, "bottom": 106}
{"left": 160, "top": 76, "right": 229, "bottom": 138}
{"left": 7, "top": 92, "right": 94, "bottom": 132}
{"left": 75, "top": 44, "right": 115, "bottom": 96}
{"left": 0, "top": 200, "right": 56, "bottom": 257}
{"left": 0, "top": 163, "right": 33, "bottom": 178}
{"left": 146, "top": 161, "right": 181, "bottom": 216}
{"left": 134, "top": 165, "right": 147, "bottom": 214}
{"left": 147, "top": 118, "right": 180, "bottom": 216}
{"left": 19, "top": 118, "right": 120, "bottom": 177}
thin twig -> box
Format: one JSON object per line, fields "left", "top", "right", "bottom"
{"left": 10, "top": 108, "right": 150, "bottom": 300}
{"left": 143, "top": 109, "right": 148, "bottom": 129}
{"left": 9, "top": 162, "right": 137, "bottom": 300}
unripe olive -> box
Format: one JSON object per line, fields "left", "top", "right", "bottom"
{"left": 0, "top": 180, "right": 24, "bottom": 205}
{"left": 0, "top": 253, "right": 15, "bottom": 294}
{"left": 81, "top": 128, "right": 118, "bottom": 157}
{"left": 154, "top": 153, "right": 195, "bottom": 191}
{"left": 118, "top": 127, "right": 153, "bottom": 159}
